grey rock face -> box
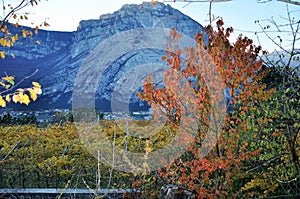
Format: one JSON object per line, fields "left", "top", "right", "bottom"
{"left": 6, "top": 29, "right": 72, "bottom": 60}
{"left": 0, "top": 2, "right": 205, "bottom": 111}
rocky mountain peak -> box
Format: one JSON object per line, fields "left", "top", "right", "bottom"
{"left": 78, "top": 2, "right": 172, "bottom": 30}
{"left": 1, "top": 2, "right": 205, "bottom": 111}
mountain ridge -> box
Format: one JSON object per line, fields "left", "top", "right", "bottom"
{"left": 0, "top": 2, "right": 205, "bottom": 111}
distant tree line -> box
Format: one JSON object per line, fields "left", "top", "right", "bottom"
{"left": 0, "top": 113, "right": 37, "bottom": 126}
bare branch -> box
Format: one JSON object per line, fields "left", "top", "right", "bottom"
{"left": 234, "top": 28, "right": 297, "bottom": 33}
{"left": 0, "top": 69, "right": 39, "bottom": 95}
{"left": 246, "top": 155, "right": 284, "bottom": 173}
{"left": 275, "top": 176, "right": 299, "bottom": 184}
{"left": 278, "top": 0, "right": 300, "bottom": 6}
{"left": 0, "top": 0, "right": 28, "bottom": 30}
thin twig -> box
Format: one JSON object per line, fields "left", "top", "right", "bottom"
{"left": 0, "top": 0, "right": 28, "bottom": 30}
{"left": 278, "top": 0, "right": 300, "bottom": 6}
{"left": 0, "top": 69, "right": 39, "bottom": 95}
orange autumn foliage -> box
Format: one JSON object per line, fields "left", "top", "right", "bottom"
{"left": 138, "top": 19, "right": 274, "bottom": 198}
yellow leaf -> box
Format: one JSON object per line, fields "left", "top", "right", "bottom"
{"left": 151, "top": 0, "right": 156, "bottom": 6}
{"left": 5, "top": 94, "right": 11, "bottom": 103}
{"left": 5, "top": 41, "right": 11, "bottom": 47}
{"left": 11, "top": 36, "right": 16, "bottom": 43}
{"left": 17, "top": 88, "right": 24, "bottom": 93}
{"left": 22, "top": 30, "right": 27, "bottom": 38}
{"left": 0, "top": 51, "right": 5, "bottom": 59}
{"left": 12, "top": 94, "right": 18, "bottom": 103}
{"left": 32, "top": 81, "right": 41, "bottom": 88}
{"left": 33, "top": 87, "right": 42, "bottom": 95}
{"left": 2, "top": 76, "right": 14, "bottom": 82}
{"left": 11, "top": 53, "right": 15, "bottom": 58}
{"left": 36, "top": 40, "right": 41, "bottom": 45}
{"left": 0, "top": 39, "right": 7, "bottom": 47}
{"left": 11, "top": 34, "right": 18, "bottom": 43}
{"left": 0, "top": 96, "right": 6, "bottom": 107}
{"left": 0, "top": 82, "right": 5, "bottom": 87}
{"left": 23, "top": 94, "right": 30, "bottom": 105}
{"left": 145, "top": 147, "right": 152, "bottom": 153}
{"left": 34, "top": 26, "right": 38, "bottom": 35}
{"left": 28, "top": 88, "right": 37, "bottom": 101}
{"left": 13, "top": 92, "right": 24, "bottom": 104}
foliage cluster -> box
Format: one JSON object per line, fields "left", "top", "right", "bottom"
{"left": 0, "top": 121, "right": 177, "bottom": 193}
{"left": 0, "top": 123, "right": 133, "bottom": 189}
{"left": 0, "top": 0, "right": 44, "bottom": 107}
{"left": 136, "top": 19, "right": 299, "bottom": 198}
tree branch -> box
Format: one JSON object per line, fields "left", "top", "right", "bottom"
{"left": 0, "top": 69, "right": 39, "bottom": 95}
{"left": 0, "top": 0, "right": 28, "bottom": 30}
{"left": 278, "top": 0, "right": 300, "bottom": 6}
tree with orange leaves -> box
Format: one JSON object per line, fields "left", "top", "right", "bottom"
{"left": 138, "top": 19, "right": 274, "bottom": 198}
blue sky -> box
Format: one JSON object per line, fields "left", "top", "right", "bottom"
{"left": 3, "top": 0, "right": 300, "bottom": 51}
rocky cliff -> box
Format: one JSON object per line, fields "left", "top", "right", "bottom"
{"left": 0, "top": 2, "right": 205, "bottom": 111}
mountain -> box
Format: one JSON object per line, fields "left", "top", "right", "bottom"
{"left": 0, "top": 2, "right": 205, "bottom": 111}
